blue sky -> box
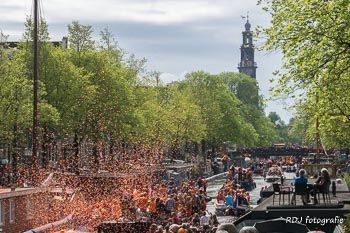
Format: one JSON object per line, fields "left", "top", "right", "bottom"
{"left": 0, "top": 0, "right": 294, "bottom": 122}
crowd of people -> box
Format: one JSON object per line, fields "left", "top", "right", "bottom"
{"left": 128, "top": 177, "right": 221, "bottom": 232}
{"left": 63, "top": 173, "right": 221, "bottom": 232}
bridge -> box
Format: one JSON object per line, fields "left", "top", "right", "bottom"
{"left": 235, "top": 147, "right": 317, "bottom": 157}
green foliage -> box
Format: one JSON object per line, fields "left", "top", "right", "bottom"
{"left": 219, "top": 72, "right": 259, "bottom": 106}
{"left": 218, "top": 72, "right": 279, "bottom": 146}
{"left": 267, "top": 111, "right": 289, "bottom": 143}
{"left": 0, "top": 47, "right": 58, "bottom": 145}
{"left": 181, "top": 71, "right": 260, "bottom": 147}
{"left": 0, "top": 18, "right": 283, "bottom": 165}
{"left": 258, "top": 0, "right": 350, "bottom": 147}
{"left": 0, "top": 49, "right": 32, "bottom": 142}
{"left": 99, "top": 27, "right": 118, "bottom": 51}
{"left": 68, "top": 21, "right": 94, "bottom": 52}
{"left": 22, "top": 16, "right": 50, "bottom": 42}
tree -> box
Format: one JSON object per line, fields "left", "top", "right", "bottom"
{"left": 268, "top": 112, "right": 282, "bottom": 126}
{"left": 219, "top": 72, "right": 278, "bottom": 146}
{"left": 258, "top": 0, "right": 350, "bottom": 147}
{"left": 0, "top": 30, "right": 9, "bottom": 44}
{"left": 99, "top": 27, "right": 118, "bottom": 51}
{"left": 181, "top": 71, "right": 258, "bottom": 149}
{"left": 22, "top": 16, "right": 50, "bottom": 42}
{"left": 68, "top": 21, "right": 94, "bottom": 52}
{"left": 219, "top": 72, "right": 259, "bottom": 107}
{"left": 0, "top": 47, "right": 59, "bottom": 168}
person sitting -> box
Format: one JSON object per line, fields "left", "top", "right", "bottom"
{"left": 191, "top": 213, "right": 200, "bottom": 227}
{"left": 294, "top": 169, "right": 308, "bottom": 185}
{"left": 210, "top": 213, "right": 219, "bottom": 227}
{"left": 235, "top": 193, "right": 247, "bottom": 207}
{"left": 313, "top": 168, "right": 331, "bottom": 204}
{"left": 200, "top": 212, "right": 210, "bottom": 231}
{"left": 292, "top": 169, "right": 308, "bottom": 204}
{"left": 217, "top": 190, "right": 226, "bottom": 203}
{"left": 316, "top": 168, "right": 331, "bottom": 186}
{"left": 225, "top": 192, "right": 234, "bottom": 207}
{"left": 171, "top": 212, "right": 181, "bottom": 225}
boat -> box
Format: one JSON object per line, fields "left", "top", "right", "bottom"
{"left": 234, "top": 217, "right": 311, "bottom": 233}
{"left": 238, "top": 179, "right": 256, "bottom": 191}
{"left": 253, "top": 163, "right": 265, "bottom": 175}
{"left": 214, "top": 199, "right": 251, "bottom": 217}
{"left": 214, "top": 186, "right": 252, "bottom": 216}
{"left": 233, "top": 168, "right": 256, "bottom": 190}
{"left": 214, "top": 199, "right": 227, "bottom": 214}
{"left": 265, "top": 165, "right": 283, "bottom": 182}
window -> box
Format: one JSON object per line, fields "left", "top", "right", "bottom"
{"left": 9, "top": 199, "right": 15, "bottom": 223}
{"left": 0, "top": 200, "right": 3, "bottom": 225}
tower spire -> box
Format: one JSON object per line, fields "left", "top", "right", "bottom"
{"left": 238, "top": 15, "right": 256, "bottom": 79}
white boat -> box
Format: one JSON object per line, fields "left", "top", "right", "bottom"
{"left": 265, "top": 166, "right": 283, "bottom": 182}
{"left": 214, "top": 199, "right": 251, "bottom": 216}
{"left": 214, "top": 200, "right": 226, "bottom": 214}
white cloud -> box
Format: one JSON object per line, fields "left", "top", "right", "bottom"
{"left": 0, "top": 0, "right": 291, "bottom": 121}
{"left": 1, "top": 0, "right": 259, "bottom": 25}
{"left": 160, "top": 71, "right": 190, "bottom": 83}
{"left": 160, "top": 72, "right": 182, "bottom": 83}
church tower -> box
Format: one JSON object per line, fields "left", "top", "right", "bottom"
{"left": 238, "top": 17, "right": 257, "bottom": 79}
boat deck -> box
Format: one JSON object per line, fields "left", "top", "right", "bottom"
{"left": 261, "top": 177, "right": 349, "bottom": 197}
{"left": 254, "top": 192, "right": 350, "bottom": 211}
{"left": 235, "top": 178, "right": 350, "bottom": 232}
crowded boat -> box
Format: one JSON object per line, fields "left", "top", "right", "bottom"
{"left": 213, "top": 165, "right": 253, "bottom": 216}
{"left": 264, "top": 165, "right": 283, "bottom": 182}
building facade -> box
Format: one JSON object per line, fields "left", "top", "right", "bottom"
{"left": 0, "top": 188, "right": 55, "bottom": 233}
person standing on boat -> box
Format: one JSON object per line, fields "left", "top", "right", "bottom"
{"left": 229, "top": 164, "right": 235, "bottom": 180}
{"left": 197, "top": 177, "right": 204, "bottom": 190}
{"left": 237, "top": 167, "right": 243, "bottom": 182}
{"left": 222, "top": 153, "right": 230, "bottom": 172}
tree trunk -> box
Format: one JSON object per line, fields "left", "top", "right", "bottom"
{"left": 41, "top": 125, "right": 49, "bottom": 169}
{"left": 11, "top": 124, "right": 18, "bottom": 184}
{"left": 72, "top": 132, "right": 79, "bottom": 172}
{"left": 92, "top": 143, "right": 99, "bottom": 172}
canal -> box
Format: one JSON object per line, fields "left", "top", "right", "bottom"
{"left": 206, "top": 172, "right": 295, "bottom": 223}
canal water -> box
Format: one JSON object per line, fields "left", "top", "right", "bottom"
{"left": 206, "top": 173, "right": 295, "bottom": 223}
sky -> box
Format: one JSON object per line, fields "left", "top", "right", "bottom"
{"left": 0, "top": 0, "right": 293, "bottom": 122}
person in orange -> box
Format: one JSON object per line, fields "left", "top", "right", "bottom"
{"left": 137, "top": 193, "right": 149, "bottom": 212}
{"left": 158, "top": 184, "right": 167, "bottom": 200}
{"left": 217, "top": 190, "right": 225, "bottom": 202}
{"left": 178, "top": 223, "right": 188, "bottom": 233}
{"left": 133, "top": 189, "right": 139, "bottom": 200}
{"left": 148, "top": 196, "right": 157, "bottom": 217}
